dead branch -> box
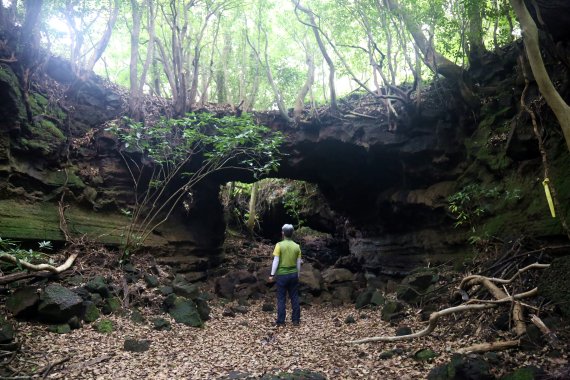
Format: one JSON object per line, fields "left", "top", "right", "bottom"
{"left": 455, "top": 339, "right": 520, "bottom": 354}
{"left": 530, "top": 314, "right": 560, "bottom": 348}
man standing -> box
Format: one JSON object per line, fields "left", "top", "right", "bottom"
{"left": 269, "top": 224, "right": 302, "bottom": 326}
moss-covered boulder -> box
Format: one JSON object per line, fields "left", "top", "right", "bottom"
{"left": 168, "top": 297, "right": 203, "bottom": 327}
{"left": 101, "top": 297, "right": 122, "bottom": 315}
{"left": 381, "top": 301, "right": 404, "bottom": 322}
{"left": 427, "top": 354, "right": 493, "bottom": 380}
{"left": 83, "top": 302, "right": 100, "bottom": 323}
{"left": 172, "top": 274, "right": 200, "bottom": 300}
{"left": 85, "top": 276, "right": 110, "bottom": 298}
{"left": 124, "top": 338, "right": 151, "bottom": 352}
{"left": 500, "top": 366, "right": 544, "bottom": 380}
{"left": 38, "top": 284, "right": 83, "bottom": 323}
{"left": 538, "top": 256, "right": 570, "bottom": 319}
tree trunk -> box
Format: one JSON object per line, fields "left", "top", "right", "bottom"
{"left": 294, "top": 50, "right": 315, "bottom": 121}
{"left": 84, "top": 0, "right": 119, "bottom": 73}
{"left": 510, "top": 0, "right": 570, "bottom": 151}
{"left": 129, "top": 0, "right": 142, "bottom": 120}
{"left": 292, "top": 0, "right": 338, "bottom": 114}
{"left": 246, "top": 181, "right": 258, "bottom": 236}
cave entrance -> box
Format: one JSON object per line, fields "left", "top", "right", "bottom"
{"left": 219, "top": 178, "right": 350, "bottom": 268}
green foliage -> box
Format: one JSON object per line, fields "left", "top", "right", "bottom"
{"left": 448, "top": 184, "right": 521, "bottom": 235}
{"left": 108, "top": 112, "right": 282, "bottom": 255}
{"left": 0, "top": 238, "right": 54, "bottom": 272}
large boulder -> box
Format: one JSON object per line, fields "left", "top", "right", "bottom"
{"left": 6, "top": 287, "right": 40, "bottom": 317}
{"left": 299, "top": 263, "right": 322, "bottom": 292}
{"left": 37, "top": 284, "right": 84, "bottom": 323}
{"left": 397, "top": 267, "right": 439, "bottom": 305}
{"left": 322, "top": 268, "right": 354, "bottom": 284}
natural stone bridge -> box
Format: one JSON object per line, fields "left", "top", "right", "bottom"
{"left": 0, "top": 52, "right": 475, "bottom": 275}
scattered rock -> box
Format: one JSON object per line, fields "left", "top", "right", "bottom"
{"left": 143, "top": 274, "right": 159, "bottom": 288}
{"left": 231, "top": 305, "right": 249, "bottom": 314}
{"left": 355, "top": 288, "right": 374, "bottom": 309}
{"left": 130, "top": 309, "right": 145, "bottom": 324}
{"left": 0, "top": 316, "right": 15, "bottom": 343}
{"left": 195, "top": 297, "right": 211, "bottom": 321}
{"left": 370, "top": 290, "right": 386, "bottom": 306}
{"left": 262, "top": 302, "right": 275, "bottom": 312}
{"left": 381, "top": 301, "right": 404, "bottom": 322}
{"left": 331, "top": 285, "right": 353, "bottom": 305}
{"left": 168, "top": 297, "right": 203, "bottom": 327}
{"left": 124, "top": 338, "right": 151, "bottom": 352}
{"left": 500, "top": 366, "right": 544, "bottom": 380}
{"left": 158, "top": 286, "right": 173, "bottom": 296}
{"left": 223, "top": 309, "right": 236, "bottom": 318}
{"left": 345, "top": 315, "right": 356, "bottom": 324}
{"left": 396, "top": 326, "right": 412, "bottom": 336}
{"left": 414, "top": 348, "right": 438, "bottom": 361}
{"left": 38, "top": 284, "right": 84, "bottom": 323}
{"left": 427, "top": 354, "right": 493, "bottom": 380}
{"left": 48, "top": 324, "right": 71, "bottom": 334}
{"left": 6, "top": 287, "right": 39, "bottom": 317}
{"left": 68, "top": 316, "right": 82, "bottom": 329}
{"left": 85, "top": 276, "right": 110, "bottom": 298}
{"left": 153, "top": 318, "right": 171, "bottom": 331}
{"left": 101, "top": 297, "right": 121, "bottom": 315}
{"left": 215, "top": 277, "right": 236, "bottom": 299}
{"left": 173, "top": 275, "right": 200, "bottom": 300}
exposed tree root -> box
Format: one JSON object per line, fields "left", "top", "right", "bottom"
{"left": 455, "top": 339, "right": 520, "bottom": 354}
{"left": 348, "top": 263, "right": 550, "bottom": 345}
{"left": 347, "top": 304, "right": 496, "bottom": 344}
{"left": 0, "top": 252, "right": 78, "bottom": 285}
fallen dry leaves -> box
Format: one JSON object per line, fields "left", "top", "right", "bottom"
{"left": 12, "top": 299, "right": 568, "bottom": 379}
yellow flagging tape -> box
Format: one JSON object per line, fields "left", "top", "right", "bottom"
{"left": 542, "top": 178, "right": 556, "bottom": 218}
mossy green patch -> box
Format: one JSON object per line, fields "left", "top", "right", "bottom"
{"left": 94, "top": 319, "right": 114, "bottom": 334}
{"left": 0, "top": 199, "right": 168, "bottom": 246}
{"left": 83, "top": 302, "right": 100, "bottom": 323}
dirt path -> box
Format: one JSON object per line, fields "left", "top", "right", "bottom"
{"left": 15, "top": 301, "right": 561, "bottom": 379}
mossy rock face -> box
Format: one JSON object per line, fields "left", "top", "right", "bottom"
{"left": 153, "top": 318, "right": 171, "bottom": 331}
{"left": 95, "top": 319, "right": 114, "bottom": 334}
{"left": 538, "top": 256, "right": 570, "bottom": 319}
{"left": 20, "top": 118, "right": 66, "bottom": 156}
{"left": 0, "top": 64, "right": 26, "bottom": 123}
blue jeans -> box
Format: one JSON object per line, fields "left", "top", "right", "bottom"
{"left": 276, "top": 273, "right": 300, "bottom": 324}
